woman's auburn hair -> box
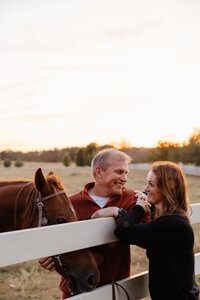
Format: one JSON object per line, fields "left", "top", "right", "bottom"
{"left": 151, "top": 161, "right": 190, "bottom": 218}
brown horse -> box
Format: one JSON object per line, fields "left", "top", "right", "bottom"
{"left": 0, "top": 168, "right": 100, "bottom": 295}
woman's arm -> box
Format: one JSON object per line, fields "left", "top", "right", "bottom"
{"left": 114, "top": 205, "right": 157, "bottom": 249}
{"left": 91, "top": 195, "right": 156, "bottom": 249}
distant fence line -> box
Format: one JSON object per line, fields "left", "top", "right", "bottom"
{"left": 0, "top": 163, "right": 199, "bottom": 176}
{"left": 129, "top": 163, "right": 200, "bottom": 176}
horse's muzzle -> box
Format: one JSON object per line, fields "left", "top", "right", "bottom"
{"left": 67, "top": 271, "right": 99, "bottom": 295}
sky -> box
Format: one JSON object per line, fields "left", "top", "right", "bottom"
{"left": 0, "top": 0, "right": 200, "bottom": 152}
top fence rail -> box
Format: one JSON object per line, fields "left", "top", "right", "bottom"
{"left": 0, "top": 203, "right": 200, "bottom": 268}
{"left": 0, "top": 203, "right": 200, "bottom": 300}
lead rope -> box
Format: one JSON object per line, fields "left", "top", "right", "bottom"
{"left": 106, "top": 245, "right": 130, "bottom": 300}
{"left": 29, "top": 190, "right": 70, "bottom": 287}
{"left": 32, "top": 191, "right": 69, "bottom": 285}
{"left": 86, "top": 215, "right": 131, "bottom": 300}
{"left": 114, "top": 282, "right": 131, "bottom": 300}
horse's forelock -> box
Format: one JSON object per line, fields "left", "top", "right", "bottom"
{"left": 46, "top": 174, "right": 65, "bottom": 191}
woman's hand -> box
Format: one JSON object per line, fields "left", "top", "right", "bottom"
{"left": 135, "top": 191, "right": 151, "bottom": 214}
{"left": 38, "top": 257, "right": 55, "bottom": 272}
{"left": 91, "top": 207, "right": 119, "bottom": 219}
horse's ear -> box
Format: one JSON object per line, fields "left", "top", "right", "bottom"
{"left": 34, "top": 168, "right": 47, "bottom": 192}
{"left": 48, "top": 171, "right": 54, "bottom": 176}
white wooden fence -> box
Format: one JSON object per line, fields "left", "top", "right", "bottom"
{"left": 0, "top": 203, "right": 200, "bottom": 300}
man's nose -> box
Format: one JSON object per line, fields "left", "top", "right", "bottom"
{"left": 120, "top": 173, "right": 127, "bottom": 182}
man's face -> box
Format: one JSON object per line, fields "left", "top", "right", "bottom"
{"left": 98, "top": 156, "right": 129, "bottom": 196}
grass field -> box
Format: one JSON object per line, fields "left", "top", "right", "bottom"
{"left": 0, "top": 163, "right": 199, "bottom": 299}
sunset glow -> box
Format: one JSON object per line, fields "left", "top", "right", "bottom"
{"left": 0, "top": 0, "right": 200, "bottom": 151}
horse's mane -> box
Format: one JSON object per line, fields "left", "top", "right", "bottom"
{"left": 22, "top": 173, "right": 65, "bottom": 229}
{"left": 0, "top": 180, "right": 29, "bottom": 188}
{"left": 20, "top": 182, "right": 35, "bottom": 229}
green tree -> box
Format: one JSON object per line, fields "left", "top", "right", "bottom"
{"left": 85, "top": 143, "right": 98, "bottom": 166}
{"left": 147, "top": 141, "right": 180, "bottom": 163}
{"left": 15, "top": 161, "right": 24, "bottom": 168}
{"left": 62, "top": 153, "right": 71, "bottom": 167}
{"left": 4, "top": 160, "right": 11, "bottom": 167}
{"left": 75, "top": 148, "right": 86, "bottom": 166}
{"left": 181, "top": 128, "right": 200, "bottom": 166}
{"left": 188, "top": 127, "right": 200, "bottom": 144}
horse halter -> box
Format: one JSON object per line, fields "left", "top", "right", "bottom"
{"left": 32, "top": 189, "right": 74, "bottom": 292}
{"left": 29, "top": 189, "right": 66, "bottom": 227}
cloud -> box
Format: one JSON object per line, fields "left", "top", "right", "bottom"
{"left": 0, "top": 112, "right": 70, "bottom": 123}
{"left": 105, "top": 20, "right": 161, "bottom": 39}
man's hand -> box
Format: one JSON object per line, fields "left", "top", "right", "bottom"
{"left": 38, "top": 257, "right": 55, "bottom": 272}
{"left": 91, "top": 207, "right": 119, "bottom": 219}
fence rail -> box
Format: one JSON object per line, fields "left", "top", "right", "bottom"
{"left": 0, "top": 203, "right": 200, "bottom": 300}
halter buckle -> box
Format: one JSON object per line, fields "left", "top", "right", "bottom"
{"left": 41, "top": 216, "right": 48, "bottom": 226}
{"left": 37, "top": 201, "right": 44, "bottom": 208}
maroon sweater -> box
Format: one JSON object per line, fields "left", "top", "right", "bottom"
{"left": 59, "top": 182, "right": 150, "bottom": 299}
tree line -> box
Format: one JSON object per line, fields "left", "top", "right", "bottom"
{"left": 146, "top": 128, "right": 200, "bottom": 166}
{"left": 1, "top": 128, "right": 200, "bottom": 166}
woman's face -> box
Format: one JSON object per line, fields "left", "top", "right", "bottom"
{"left": 145, "top": 170, "right": 163, "bottom": 208}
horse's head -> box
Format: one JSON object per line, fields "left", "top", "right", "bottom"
{"left": 34, "top": 168, "right": 77, "bottom": 225}
{"left": 53, "top": 249, "right": 100, "bottom": 295}
{"left": 34, "top": 168, "right": 100, "bottom": 294}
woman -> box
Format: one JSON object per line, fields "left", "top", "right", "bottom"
{"left": 91, "top": 161, "right": 199, "bottom": 300}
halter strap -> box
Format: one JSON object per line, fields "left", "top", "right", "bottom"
{"left": 24, "top": 186, "right": 70, "bottom": 285}
{"left": 40, "top": 190, "right": 66, "bottom": 202}
{"left": 27, "top": 189, "right": 66, "bottom": 228}
{"left": 37, "top": 191, "right": 43, "bottom": 227}
{"left": 35, "top": 189, "right": 72, "bottom": 289}
{"left": 35, "top": 190, "right": 66, "bottom": 227}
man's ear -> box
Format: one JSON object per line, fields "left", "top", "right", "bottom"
{"left": 95, "top": 166, "right": 103, "bottom": 179}
{"left": 34, "top": 168, "right": 47, "bottom": 193}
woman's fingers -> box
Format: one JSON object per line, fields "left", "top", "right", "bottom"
{"left": 135, "top": 191, "right": 147, "bottom": 201}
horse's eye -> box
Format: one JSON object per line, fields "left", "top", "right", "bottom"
{"left": 56, "top": 218, "right": 67, "bottom": 224}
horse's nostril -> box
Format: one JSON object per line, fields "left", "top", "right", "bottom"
{"left": 67, "top": 272, "right": 98, "bottom": 293}
{"left": 56, "top": 218, "right": 67, "bottom": 224}
{"left": 87, "top": 274, "right": 96, "bottom": 288}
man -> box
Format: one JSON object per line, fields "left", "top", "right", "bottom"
{"left": 39, "top": 148, "right": 149, "bottom": 299}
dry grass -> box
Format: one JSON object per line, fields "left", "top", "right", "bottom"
{"left": 0, "top": 262, "right": 61, "bottom": 299}
{"left": 0, "top": 164, "right": 199, "bottom": 299}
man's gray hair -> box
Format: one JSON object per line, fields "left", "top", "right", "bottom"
{"left": 91, "top": 148, "right": 132, "bottom": 177}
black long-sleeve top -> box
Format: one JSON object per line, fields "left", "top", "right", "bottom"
{"left": 115, "top": 205, "right": 199, "bottom": 300}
